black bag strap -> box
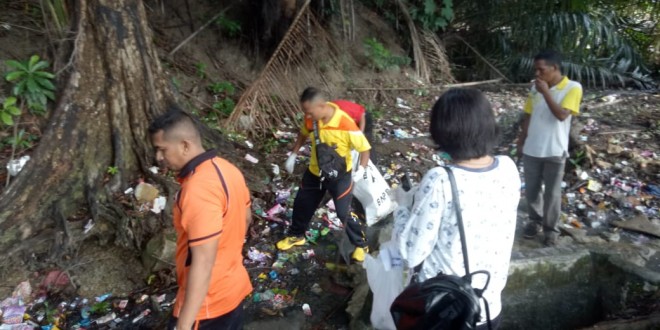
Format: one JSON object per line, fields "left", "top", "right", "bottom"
{"left": 411, "top": 166, "right": 469, "bottom": 275}
{"left": 444, "top": 166, "right": 470, "bottom": 275}
{"left": 447, "top": 166, "right": 493, "bottom": 330}
{"left": 312, "top": 120, "right": 322, "bottom": 145}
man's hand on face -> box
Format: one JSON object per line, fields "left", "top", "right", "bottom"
{"left": 534, "top": 79, "right": 550, "bottom": 94}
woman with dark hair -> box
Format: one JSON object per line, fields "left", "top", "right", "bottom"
{"left": 392, "top": 88, "right": 520, "bottom": 329}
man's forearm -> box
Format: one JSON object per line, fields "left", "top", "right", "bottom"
{"left": 359, "top": 114, "right": 366, "bottom": 132}
{"left": 177, "top": 254, "right": 214, "bottom": 328}
{"left": 542, "top": 91, "right": 570, "bottom": 121}
{"left": 292, "top": 133, "right": 306, "bottom": 154}
{"left": 359, "top": 150, "right": 370, "bottom": 167}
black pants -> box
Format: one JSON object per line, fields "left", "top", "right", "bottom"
{"left": 290, "top": 170, "right": 367, "bottom": 247}
{"left": 167, "top": 302, "right": 244, "bottom": 330}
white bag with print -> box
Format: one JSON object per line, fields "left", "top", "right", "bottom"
{"left": 353, "top": 160, "right": 395, "bottom": 225}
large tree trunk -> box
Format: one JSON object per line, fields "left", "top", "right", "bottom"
{"left": 0, "top": 0, "right": 172, "bottom": 260}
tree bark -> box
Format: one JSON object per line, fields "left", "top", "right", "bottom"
{"left": 0, "top": 0, "right": 172, "bottom": 259}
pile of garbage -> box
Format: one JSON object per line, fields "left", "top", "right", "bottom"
{"left": 0, "top": 272, "right": 174, "bottom": 329}
{"left": 245, "top": 190, "right": 351, "bottom": 319}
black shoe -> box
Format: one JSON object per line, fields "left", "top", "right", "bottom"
{"left": 523, "top": 222, "right": 541, "bottom": 239}
{"left": 543, "top": 232, "right": 558, "bottom": 247}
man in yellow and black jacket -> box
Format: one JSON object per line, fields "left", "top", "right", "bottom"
{"left": 279, "top": 87, "right": 371, "bottom": 262}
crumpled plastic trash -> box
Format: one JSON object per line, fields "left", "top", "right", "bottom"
{"left": 1, "top": 305, "right": 26, "bottom": 324}
{"left": 271, "top": 164, "right": 281, "bottom": 181}
{"left": 247, "top": 247, "right": 271, "bottom": 263}
{"left": 40, "top": 270, "right": 70, "bottom": 290}
{"left": 148, "top": 166, "right": 159, "bottom": 174}
{"left": 644, "top": 184, "right": 660, "bottom": 198}
{"left": 302, "top": 303, "right": 312, "bottom": 316}
{"left": 275, "top": 189, "right": 291, "bottom": 205}
{"left": 396, "top": 98, "right": 411, "bottom": 110}
{"left": 245, "top": 154, "right": 259, "bottom": 164}
{"left": 84, "top": 219, "right": 95, "bottom": 234}
{"left": 393, "top": 129, "right": 411, "bottom": 139}
{"left": 12, "top": 281, "right": 31, "bottom": 303}
{"left": 266, "top": 204, "right": 286, "bottom": 221}
{"left": 6, "top": 155, "right": 30, "bottom": 176}
{"left": 150, "top": 196, "right": 167, "bottom": 214}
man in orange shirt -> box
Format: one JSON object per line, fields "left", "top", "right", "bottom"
{"left": 149, "top": 107, "right": 252, "bottom": 330}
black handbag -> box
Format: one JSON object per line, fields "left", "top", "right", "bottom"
{"left": 390, "top": 166, "right": 492, "bottom": 330}
{"left": 313, "top": 120, "right": 346, "bottom": 182}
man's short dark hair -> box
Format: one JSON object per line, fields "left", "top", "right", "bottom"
{"left": 300, "top": 87, "right": 327, "bottom": 103}
{"left": 430, "top": 88, "right": 499, "bottom": 162}
{"left": 534, "top": 50, "right": 562, "bottom": 70}
{"left": 148, "top": 104, "right": 197, "bottom": 136}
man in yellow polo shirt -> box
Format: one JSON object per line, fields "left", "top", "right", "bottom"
{"left": 280, "top": 87, "right": 371, "bottom": 262}
{"left": 517, "top": 50, "right": 583, "bottom": 246}
{"left": 149, "top": 107, "right": 252, "bottom": 330}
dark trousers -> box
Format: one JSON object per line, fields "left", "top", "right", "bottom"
{"left": 167, "top": 302, "right": 244, "bottom": 330}
{"left": 290, "top": 170, "right": 367, "bottom": 247}
{"left": 523, "top": 155, "right": 566, "bottom": 234}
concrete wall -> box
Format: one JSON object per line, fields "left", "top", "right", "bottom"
{"left": 501, "top": 246, "right": 660, "bottom": 330}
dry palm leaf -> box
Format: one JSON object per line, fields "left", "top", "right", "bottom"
{"left": 395, "top": 0, "right": 430, "bottom": 83}
{"left": 419, "top": 29, "right": 455, "bottom": 84}
{"left": 225, "top": 0, "right": 342, "bottom": 136}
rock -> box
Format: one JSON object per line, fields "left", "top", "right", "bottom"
{"left": 612, "top": 215, "right": 660, "bottom": 238}
{"left": 560, "top": 227, "right": 606, "bottom": 244}
{"left": 135, "top": 182, "right": 159, "bottom": 203}
{"left": 142, "top": 228, "right": 177, "bottom": 271}
{"left": 607, "top": 144, "right": 624, "bottom": 155}
{"left": 595, "top": 159, "right": 613, "bottom": 170}
{"left": 600, "top": 231, "right": 621, "bottom": 243}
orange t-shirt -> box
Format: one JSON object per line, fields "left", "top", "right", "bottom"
{"left": 172, "top": 150, "right": 252, "bottom": 320}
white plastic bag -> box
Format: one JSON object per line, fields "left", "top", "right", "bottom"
{"left": 364, "top": 241, "right": 404, "bottom": 330}
{"left": 353, "top": 160, "right": 395, "bottom": 225}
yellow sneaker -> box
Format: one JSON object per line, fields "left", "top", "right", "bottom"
{"left": 276, "top": 236, "right": 306, "bottom": 250}
{"left": 351, "top": 247, "right": 369, "bottom": 262}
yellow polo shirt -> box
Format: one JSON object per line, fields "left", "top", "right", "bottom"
{"left": 301, "top": 102, "right": 371, "bottom": 177}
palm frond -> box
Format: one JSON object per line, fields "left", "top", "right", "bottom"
{"left": 420, "top": 29, "right": 455, "bottom": 84}
{"left": 225, "top": 0, "right": 343, "bottom": 136}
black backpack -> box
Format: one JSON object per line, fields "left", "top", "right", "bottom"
{"left": 390, "top": 167, "right": 492, "bottom": 330}
{"left": 313, "top": 120, "right": 346, "bottom": 182}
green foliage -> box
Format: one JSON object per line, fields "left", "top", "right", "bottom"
{"left": 90, "top": 301, "right": 111, "bottom": 315}
{"left": 409, "top": 0, "right": 454, "bottom": 31}
{"left": 569, "top": 150, "right": 587, "bottom": 168}
{"left": 106, "top": 166, "right": 119, "bottom": 175}
{"left": 262, "top": 138, "right": 280, "bottom": 153}
{"left": 2, "top": 129, "right": 36, "bottom": 152}
{"left": 215, "top": 14, "right": 242, "bottom": 38}
{"left": 361, "top": 0, "right": 453, "bottom": 32}
{"left": 365, "top": 103, "right": 383, "bottom": 120}
{"left": 363, "top": 38, "right": 411, "bottom": 71}
{"left": 43, "top": 0, "right": 69, "bottom": 37}
{"left": 208, "top": 81, "right": 235, "bottom": 96}
{"left": 195, "top": 62, "right": 207, "bottom": 79}
{"left": 0, "top": 97, "right": 21, "bottom": 126}
{"left": 207, "top": 81, "right": 236, "bottom": 118}
{"left": 212, "top": 98, "right": 236, "bottom": 117}
{"left": 5, "top": 55, "right": 56, "bottom": 114}
{"left": 451, "top": 0, "right": 657, "bottom": 87}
